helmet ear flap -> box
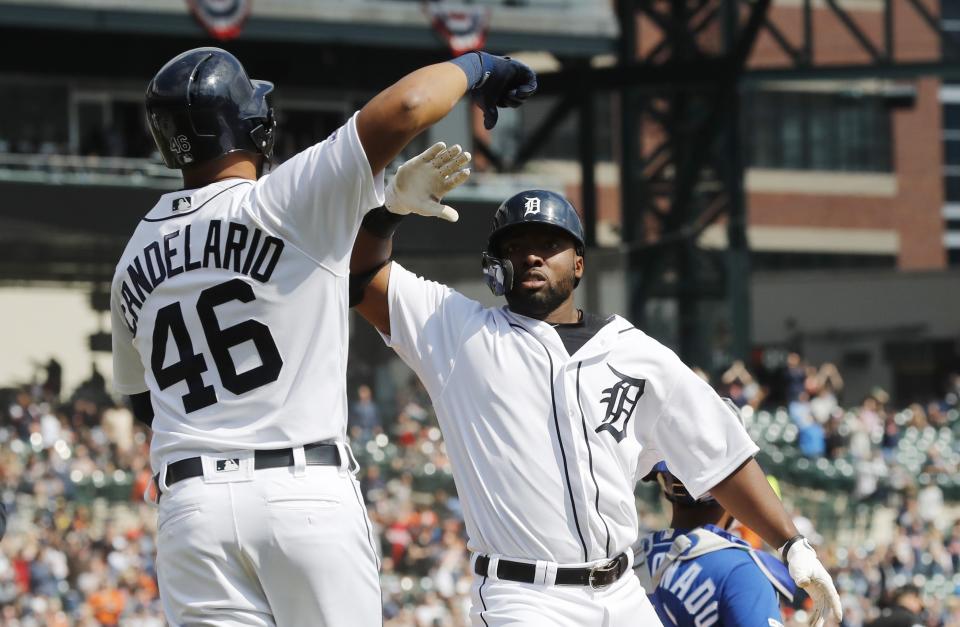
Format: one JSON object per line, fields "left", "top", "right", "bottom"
{"left": 481, "top": 253, "right": 513, "bottom": 296}
{"left": 249, "top": 107, "right": 277, "bottom": 163}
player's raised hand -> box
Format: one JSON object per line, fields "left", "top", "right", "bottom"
{"left": 384, "top": 142, "right": 471, "bottom": 223}
{"left": 467, "top": 52, "right": 538, "bottom": 130}
{"left": 783, "top": 538, "right": 843, "bottom": 626}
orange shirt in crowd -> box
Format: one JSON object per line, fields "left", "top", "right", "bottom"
{"left": 87, "top": 588, "right": 125, "bottom": 626}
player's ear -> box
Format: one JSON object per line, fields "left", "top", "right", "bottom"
{"left": 574, "top": 252, "right": 584, "bottom": 281}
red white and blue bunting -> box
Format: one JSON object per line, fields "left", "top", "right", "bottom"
{"left": 187, "top": 0, "right": 252, "bottom": 41}
{"left": 423, "top": 2, "right": 491, "bottom": 56}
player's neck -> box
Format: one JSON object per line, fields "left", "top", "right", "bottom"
{"left": 181, "top": 153, "right": 259, "bottom": 189}
{"left": 540, "top": 299, "right": 580, "bottom": 325}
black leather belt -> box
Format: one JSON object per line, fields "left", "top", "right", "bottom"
{"left": 474, "top": 552, "right": 629, "bottom": 589}
{"left": 154, "top": 443, "right": 341, "bottom": 495}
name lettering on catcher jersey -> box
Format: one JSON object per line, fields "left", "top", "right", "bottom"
{"left": 596, "top": 365, "right": 646, "bottom": 442}
{"left": 660, "top": 562, "right": 721, "bottom": 627}
{"left": 118, "top": 219, "right": 284, "bottom": 334}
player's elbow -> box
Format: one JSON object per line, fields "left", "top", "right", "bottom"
{"left": 400, "top": 89, "right": 427, "bottom": 115}
{"left": 391, "top": 89, "right": 429, "bottom": 135}
{"left": 392, "top": 87, "right": 450, "bottom": 136}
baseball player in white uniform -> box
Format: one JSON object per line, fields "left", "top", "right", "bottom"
{"left": 349, "top": 173, "right": 843, "bottom": 625}
{"left": 110, "top": 47, "right": 536, "bottom": 626}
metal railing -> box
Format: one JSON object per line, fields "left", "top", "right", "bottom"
{"left": 0, "top": 151, "right": 564, "bottom": 199}
{"left": 0, "top": 152, "right": 181, "bottom": 189}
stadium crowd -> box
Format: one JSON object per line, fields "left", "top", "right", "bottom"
{"left": 0, "top": 353, "right": 958, "bottom": 626}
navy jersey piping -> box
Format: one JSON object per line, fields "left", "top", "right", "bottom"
{"left": 577, "top": 361, "right": 612, "bottom": 558}
{"left": 509, "top": 322, "right": 589, "bottom": 562}
{"left": 142, "top": 181, "right": 251, "bottom": 222}
{"left": 618, "top": 325, "right": 638, "bottom": 334}
{"left": 347, "top": 477, "right": 384, "bottom": 627}
{"left": 348, "top": 474, "right": 380, "bottom": 570}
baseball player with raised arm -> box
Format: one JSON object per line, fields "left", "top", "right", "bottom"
{"left": 110, "top": 47, "right": 535, "bottom": 626}
{"left": 349, "top": 169, "right": 843, "bottom": 625}
{"left": 634, "top": 460, "right": 797, "bottom": 626}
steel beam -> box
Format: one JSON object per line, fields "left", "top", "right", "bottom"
{"left": 578, "top": 92, "right": 597, "bottom": 248}
{"left": 513, "top": 95, "right": 575, "bottom": 170}
{"left": 824, "top": 0, "right": 882, "bottom": 62}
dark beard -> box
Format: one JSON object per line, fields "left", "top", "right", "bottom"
{"left": 505, "top": 271, "right": 576, "bottom": 319}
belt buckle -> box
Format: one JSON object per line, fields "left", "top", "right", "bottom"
{"left": 587, "top": 558, "right": 620, "bottom": 589}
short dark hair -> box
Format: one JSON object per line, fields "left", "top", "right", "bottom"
{"left": 892, "top": 584, "right": 921, "bottom": 603}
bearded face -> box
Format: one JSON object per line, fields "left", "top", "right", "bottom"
{"left": 495, "top": 224, "right": 583, "bottom": 320}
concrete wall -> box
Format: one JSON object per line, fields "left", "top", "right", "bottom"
{"left": 0, "top": 286, "right": 112, "bottom": 393}
{"left": 752, "top": 268, "right": 960, "bottom": 402}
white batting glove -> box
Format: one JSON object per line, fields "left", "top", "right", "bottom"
{"left": 384, "top": 142, "right": 471, "bottom": 223}
{"left": 782, "top": 537, "right": 843, "bottom": 626}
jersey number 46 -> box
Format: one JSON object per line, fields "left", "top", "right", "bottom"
{"left": 151, "top": 278, "right": 283, "bottom": 413}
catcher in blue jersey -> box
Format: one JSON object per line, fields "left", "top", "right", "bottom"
{"left": 633, "top": 460, "right": 799, "bottom": 627}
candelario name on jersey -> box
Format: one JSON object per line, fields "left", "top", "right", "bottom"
{"left": 118, "top": 220, "right": 284, "bottom": 334}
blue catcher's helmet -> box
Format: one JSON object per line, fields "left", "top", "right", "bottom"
{"left": 145, "top": 47, "right": 276, "bottom": 169}
{"left": 481, "top": 190, "right": 585, "bottom": 296}
{"left": 644, "top": 461, "right": 719, "bottom": 506}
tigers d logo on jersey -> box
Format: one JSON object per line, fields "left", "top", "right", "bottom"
{"left": 596, "top": 365, "right": 646, "bottom": 442}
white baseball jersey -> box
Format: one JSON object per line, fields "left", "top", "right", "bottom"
{"left": 382, "top": 263, "right": 758, "bottom": 565}
{"left": 111, "top": 113, "right": 384, "bottom": 472}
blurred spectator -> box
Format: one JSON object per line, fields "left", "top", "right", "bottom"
{"left": 1, "top": 353, "right": 959, "bottom": 625}
{"left": 855, "top": 450, "right": 888, "bottom": 504}
{"left": 350, "top": 384, "right": 382, "bottom": 442}
{"left": 42, "top": 358, "right": 62, "bottom": 401}
{"left": 720, "top": 359, "right": 763, "bottom": 409}
{"left": 866, "top": 584, "right": 924, "bottom": 627}
{"left": 101, "top": 401, "right": 134, "bottom": 456}
{"left": 784, "top": 351, "right": 807, "bottom": 403}
{"left": 946, "top": 373, "right": 960, "bottom": 409}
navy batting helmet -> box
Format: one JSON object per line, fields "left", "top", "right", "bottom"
{"left": 145, "top": 47, "right": 276, "bottom": 169}
{"left": 481, "top": 190, "right": 585, "bottom": 296}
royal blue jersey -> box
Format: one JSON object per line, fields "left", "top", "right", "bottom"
{"left": 635, "top": 525, "right": 788, "bottom": 627}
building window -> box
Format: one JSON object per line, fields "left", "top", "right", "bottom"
{"left": 0, "top": 79, "right": 70, "bottom": 155}
{"left": 943, "top": 1, "right": 960, "bottom": 24}
{"left": 942, "top": 97, "right": 960, "bottom": 268}
{"left": 943, "top": 103, "right": 960, "bottom": 207}
{"left": 742, "top": 90, "right": 893, "bottom": 173}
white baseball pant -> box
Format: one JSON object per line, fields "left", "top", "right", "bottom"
{"left": 154, "top": 450, "right": 381, "bottom": 626}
